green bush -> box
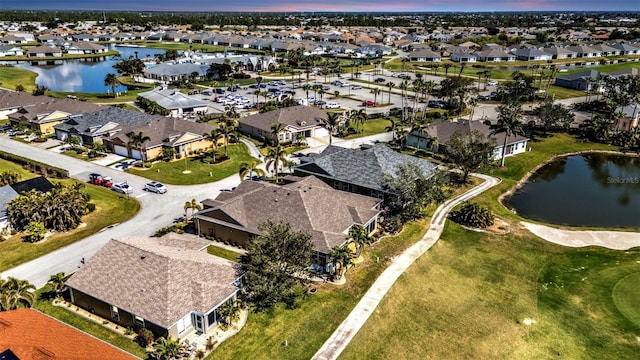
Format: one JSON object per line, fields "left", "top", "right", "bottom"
{"left": 153, "top": 222, "right": 188, "bottom": 237}
{"left": 449, "top": 202, "right": 494, "bottom": 229}
{"left": 0, "top": 150, "right": 69, "bottom": 178}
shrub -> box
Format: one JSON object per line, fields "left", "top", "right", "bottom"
{"left": 0, "top": 150, "right": 68, "bottom": 178}
{"left": 153, "top": 222, "right": 187, "bottom": 237}
{"left": 449, "top": 202, "right": 494, "bottom": 229}
{"left": 136, "top": 328, "right": 155, "bottom": 348}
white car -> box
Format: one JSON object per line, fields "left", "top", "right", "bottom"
{"left": 487, "top": 80, "right": 498, "bottom": 86}
{"left": 325, "top": 102, "right": 341, "bottom": 109}
{"left": 144, "top": 181, "right": 167, "bottom": 194}
{"left": 112, "top": 182, "right": 133, "bottom": 194}
{"left": 340, "top": 82, "right": 351, "bottom": 87}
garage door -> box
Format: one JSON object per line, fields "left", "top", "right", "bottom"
{"left": 113, "top": 145, "right": 128, "bottom": 157}
{"left": 131, "top": 149, "right": 142, "bottom": 160}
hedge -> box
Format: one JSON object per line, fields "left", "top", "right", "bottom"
{"left": 0, "top": 150, "right": 69, "bottom": 178}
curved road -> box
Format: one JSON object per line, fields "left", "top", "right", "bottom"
{"left": 312, "top": 173, "right": 500, "bottom": 360}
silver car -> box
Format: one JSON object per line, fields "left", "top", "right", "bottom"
{"left": 144, "top": 181, "right": 168, "bottom": 194}
{"left": 112, "top": 182, "right": 133, "bottom": 194}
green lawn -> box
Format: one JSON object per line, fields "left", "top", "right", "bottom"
{"left": 207, "top": 245, "right": 242, "bottom": 262}
{"left": 34, "top": 285, "right": 147, "bottom": 358}
{"left": 0, "top": 158, "right": 39, "bottom": 181}
{"left": 0, "top": 66, "right": 38, "bottom": 92}
{"left": 0, "top": 179, "right": 140, "bottom": 272}
{"left": 546, "top": 85, "right": 587, "bottom": 100}
{"left": 127, "top": 143, "right": 254, "bottom": 185}
{"left": 345, "top": 118, "right": 391, "bottom": 139}
{"left": 612, "top": 272, "right": 640, "bottom": 327}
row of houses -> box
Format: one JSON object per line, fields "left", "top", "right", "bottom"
{"left": 0, "top": 41, "right": 109, "bottom": 57}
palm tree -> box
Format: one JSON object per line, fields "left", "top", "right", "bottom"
{"left": 443, "top": 63, "right": 452, "bottom": 77}
{"left": 0, "top": 277, "right": 35, "bottom": 311}
{"left": 329, "top": 245, "right": 354, "bottom": 280}
{"left": 270, "top": 122, "right": 284, "bottom": 147}
{"left": 239, "top": 160, "right": 266, "bottom": 181}
{"left": 323, "top": 112, "right": 341, "bottom": 145}
{"left": 349, "top": 109, "right": 367, "bottom": 133}
{"left": 203, "top": 129, "right": 223, "bottom": 163}
{"left": 349, "top": 224, "right": 372, "bottom": 258}
{"left": 302, "top": 83, "right": 312, "bottom": 105}
{"left": 218, "top": 119, "right": 237, "bottom": 156}
{"left": 154, "top": 337, "right": 183, "bottom": 360}
{"left": 494, "top": 101, "right": 524, "bottom": 167}
{"left": 127, "top": 131, "right": 151, "bottom": 168}
{"left": 183, "top": 198, "right": 202, "bottom": 221}
{"left": 468, "top": 96, "right": 479, "bottom": 121}
{"left": 265, "top": 146, "right": 286, "bottom": 183}
{"left": 386, "top": 81, "right": 395, "bottom": 105}
{"left": 104, "top": 73, "right": 120, "bottom": 97}
{"left": 385, "top": 118, "right": 401, "bottom": 140}
{"left": 370, "top": 88, "right": 381, "bottom": 105}
{"left": 47, "top": 272, "right": 66, "bottom": 299}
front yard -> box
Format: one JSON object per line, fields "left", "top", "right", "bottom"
{"left": 344, "top": 118, "right": 392, "bottom": 139}
{"left": 0, "top": 177, "right": 140, "bottom": 272}
{"left": 127, "top": 143, "right": 254, "bottom": 185}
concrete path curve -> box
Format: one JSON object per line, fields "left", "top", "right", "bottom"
{"left": 521, "top": 221, "right": 640, "bottom": 250}
{"left": 312, "top": 173, "right": 500, "bottom": 360}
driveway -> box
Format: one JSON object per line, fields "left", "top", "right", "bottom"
{"left": 0, "top": 136, "right": 256, "bottom": 288}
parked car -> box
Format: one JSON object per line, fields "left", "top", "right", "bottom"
{"left": 374, "top": 77, "right": 386, "bottom": 83}
{"left": 362, "top": 100, "right": 376, "bottom": 106}
{"left": 88, "top": 173, "right": 112, "bottom": 187}
{"left": 322, "top": 85, "right": 331, "bottom": 91}
{"left": 427, "top": 100, "right": 446, "bottom": 108}
{"left": 325, "top": 102, "right": 340, "bottom": 109}
{"left": 111, "top": 182, "right": 133, "bottom": 194}
{"left": 487, "top": 80, "right": 498, "bottom": 86}
{"left": 314, "top": 100, "right": 327, "bottom": 106}
{"left": 351, "top": 85, "right": 362, "bottom": 90}
{"left": 8, "top": 130, "right": 24, "bottom": 137}
{"left": 202, "top": 90, "right": 212, "bottom": 96}
{"left": 144, "top": 181, "right": 168, "bottom": 194}
{"left": 215, "top": 88, "right": 225, "bottom": 94}
{"left": 340, "top": 82, "right": 351, "bottom": 87}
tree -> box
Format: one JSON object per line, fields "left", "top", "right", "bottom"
{"left": 154, "top": 336, "right": 183, "bottom": 360}
{"left": 0, "top": 171, "right": 21, "bottom": 186}
{"left": 443, "top": 130, "right": 497, "bottom": 183}
{"left": 265, "top": 146, "right": 286, "bottom": 183}
{"left": 449, "top": 202, "right": 494, "bottom": 228}
{"left": 0, "top": 277, "right": 36, "bottom": 311}
{"left": 386, "top": 81, "right": 395, "bottom": 105}
{"left": 329, "top": 245, "right": 353, "bottom": 280}
{"left": 62, "top": 135, "right": 80, "bottom": 150}
{"left": 217, "top": 299, "right": 241, "bottom": 327}
{"left": 535, "top": 99, "right": 575, "bottom": 135}
{"left": 323, "top": 112, "right": 341, "bottom": 145}
{"left": 348, "top": 224, "right": 372, "bottom": 258}
{"left": 104, "top": 73, "right": 120, "bottom": 97}
{"left": 24, "top": 221, "right": 46, "bottom": 243}
{"left": 382, "top": 164, "right": 448, "bottom": 222}
{"left": 203, "top": 129, "right": 223, "bottom": 163}
{"left": 239, "top": 160, "right": 265, "bottom": 181}
{"left": 239, "top": 221, "right": 314, "bottom": 311}
{"left": 385, "top": 118, "right": 401, "bottom": 140}
{"left": 270, "top": 122, "right": 284, "bottom": 147}
{"left": 47, "top": 272, "right": 66, "bottom": 299}
{"left": 32, "top": 85, "right": 48, "bottom": 96}
{"left": 494, "top": 101, "right": 524, "bottom": 167}
{"left": 183, "top": 198, "right": 202, "bottom": 221}
{"left": 127, "top": 131, "right": 151, "bottom": 168}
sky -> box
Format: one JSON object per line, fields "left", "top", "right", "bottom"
{"left": 1, "top": 0, "right": 638, "bottom": 12}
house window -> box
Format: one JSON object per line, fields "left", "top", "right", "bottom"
{"left": 333, "top": 180, "right": 341, "bottom": 190}
{"left": 111, "top": 305, "right": 120, "bottom": 321}
{"left": 133, "top": 315, "right": 145, "bottom": 327}
{"left": 342, "top": 183, "right": 350, "bottom": 192}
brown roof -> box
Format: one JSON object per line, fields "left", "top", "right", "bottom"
{"left": 422, "top": 119, "right": 528, "bottom": 146}
{"left": 66, "top": 234, "right": 240, "bottom": 328}
{"left": 239, "top": 105, "right": 328, "bottom": 133}
{"left": 196, "top": 176, "right": 381, "bottom": 252}
{"left": 8, "top": 98, "right": 101, "bottom": 123}
{"left": 110, "top": 117, "right": 215, "bottom": 149}
{"left": 0, "top": 308, "right": 138, "bottom": 360}
{"left": 0, "top": 90, "right": 41, "bottom": 111}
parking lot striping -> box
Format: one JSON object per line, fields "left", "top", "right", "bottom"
{"left": 135, "top": 193, "right": 148, "bottom": 198}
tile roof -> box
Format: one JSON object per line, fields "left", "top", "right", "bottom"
{"left": 295, "top": 145, "right": 438, "bottom": 192}
{"left": 239, "top": 105, "right": 328, "bottom": 133}
{"left": 196, "top": 176, "right": 381, "bottom": 253}
{"left": 0, "top": 308, "right": 138, "bottom": 360}
{"left": 66, "top": 234, "right": 240, "bottom": 328}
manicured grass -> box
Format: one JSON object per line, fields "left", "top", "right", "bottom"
{"left": 0, "top": 179, "right": 140, "bottom": 272}
{"left": 0, "top": 158, "right": 39, "bottom": 181}
{"left": 546, "top": 85, "right": 586, "bottom": 100}
{"left": 46, "top": 88, "right": 148, "bottom": 103}
{"left": 207, "top": 245, "right": 242, "bottom": 262}
{"left": 562, "top": 61, "right": 640, "bottom": 75}
{"left": 345, "top": 118, "right": 391, "bottom": 139}
{"left": 0, "top": 66, "right": 38, "bottom": 92}
{"left": 127, "top": 143, "right": 254, "bottom": 185}
{"left": 34, "top": 285, "right": 147, "bottom": 358}
{"left": 142, "top": 42, "right": 264, "bottom": 54}
{"left": 612, "top": 272, "right": 640, "bottom": 327}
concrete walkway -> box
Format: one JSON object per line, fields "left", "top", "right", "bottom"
{"left": 312, "top": 173, "right": 500, "bottom": 360}
{"left": 521, "top": 222, "right": 640, "bottom": 250}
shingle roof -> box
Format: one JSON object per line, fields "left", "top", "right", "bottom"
{"left": 295, "top": 145, "right": 437, "bottom": 192}
{"left": 66, "top": 234, "right": 240, "bottom": 328}
{"left": 196, "top": 176, "right": 380, "bottom": 253}
{"left": 7, "top": 98, "right": 101, "bottom": 123}
{"left": 54, "top": 107, "right": 162, "bottom": 134}
{"left": 138, "top": 87, "right": 208, "bottom": 110}
{"left": 421, "top": 119, "right": 528, "bottom": 147}
{"left": 556, "top": 69, "right": 606, "bottom": 81}
{"left": 0, "top": 90, "right": 42, "bottom": 110}
{"left": 239, "top": 105, "right": 328, "bottom": 133}
{"left": 0, "top": 308, "right": 138, "bottom": 360}
{"left": 110, "top": 117, "right": 215, "bottom": 148}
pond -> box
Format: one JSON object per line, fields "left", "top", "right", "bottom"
{"left": 10, "top": 45, "right": 167, "bottom": 93}
{"left": 504, "top": 153, "right": 640, "bottom": 228}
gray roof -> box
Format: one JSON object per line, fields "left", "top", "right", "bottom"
{"left": 295, "top": 145, "right": 437, "bottom": 192}
{"left": 610, "top": 43, "right": 640, "bottom": 51}
{"left": 556, "top": 69, "right": 606, "bottom": 81}
{"left": 196, "top": 176, "right": 380, "bottom": 253}
{"left": 408, "top": 49, "right": 441, "bottom": 59}
{"left": 144, "top": 62, "right": 209, "bottom": 77}
{"left": 419, "top": 119, "right": 529, "bottom": 147}
{"left": 54, "top": 107, "right": 162, "bottom": 135}
{"left": 542, "top": 47, "right": 578, "bottom": 55}
{"left": 512, "top": 48, "right": 552, "bottom": 57}
{"left": 66, "top": 234, "right": 240, "bottom": 328}
{"left": 138, "top": 87, "right": 208, "bottom": 110}
{"left": 239, "top": 105, "right": 328, "bottom": 133}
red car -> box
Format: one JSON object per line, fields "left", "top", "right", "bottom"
{"left": 363, "top": 100, "right": 376, "bottom": 106}
{"left": 89, "top": 173, "right": 113, "bottom": 187}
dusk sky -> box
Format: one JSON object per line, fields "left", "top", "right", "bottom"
{"left": 1, "top": 0, "right": 638, "bottom": 12}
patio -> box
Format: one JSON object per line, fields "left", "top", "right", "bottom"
{"left": 179, "top": 309, "right": 249, "bottom": 358}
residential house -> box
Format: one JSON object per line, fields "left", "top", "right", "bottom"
{"left": 0, "top": 309, "right": 138, "bottom": 360}
{"left": 293, "top": 144, "right": 438, "bottom": 199}
{"left": 27, "top": 45, "right": 62, "bottom": 58}
{"left": 71, "top": 33, "right": 100, "bottom": 42}
{"left": 407, "top": 49, "right": 442, "bottom": 62}
{"left": 137, "top": 87, "right": 208, "bottom": 118}
{"left": 512, "top": 48, "right": 553, "bottom": 61}
{"left": 143, "top": 62, "right": 209, "bottom": 83}
{"left": 0, "top": 35, "right": 27, "bottom": 44}
{"left": 0, "top": 45, "right": 23, "bottom": 57}
{"left": 406, "top": 119, "right": 530, "bottom": 161}
{"left": 0, "top": 176, "right": 55, "bottom": 232}
{"left": 54, "top": 107, "right": 163, "bottom": 145}
{"left": 590, "top": 43, "right": 620, "bottom": 56}
{"left": 610, "top": 42, "right": 640, "bottom": 55}
{"left": 566, "top": 45, "right": 601, "bottom": 58}
{"left": 0, "top": 89, "right": 40, "bottom": 120}
{"left": 542, "top": 47, "right": 578, "bottom": 59}
{"left": 66, "top": 41, "right": 108, "bottom": 55}
{"left": 451, "top": 52, "right": 478, "bottom": 63}
{"left": 194, "top": 176, "right": 381, "bottom": 272}
{"left": 105, "top": 117, "right": 215, "bottom": 161}
{"left": 475, "top": 49, "right": 515, "bottom": 62}
{"left": 7, "top": 97, "right": 101, "bottom": 134}
{"left": 554, "top": 70, "right": 606, "bottom": 91}
{"left": 238, "top": 105, "right": 329, "bottom": 144}
{"left": 612, "top": 104, "right": 639, "bottom": 131}
{"left": 66, "top": 234, "right": 242, "bottom": 340}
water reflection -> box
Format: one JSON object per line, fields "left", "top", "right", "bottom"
{"left": 505, "top": 154, "right": 640, "bottom": 228}
{"left": 9, "top": 45, "right": 166, "bottom": 93}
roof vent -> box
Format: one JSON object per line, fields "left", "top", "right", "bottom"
{"left": 274, "top": 198, "right": 278, "bottom": 202}
{"left": 140, "top": 254, "right": 146, "bottom": 260}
